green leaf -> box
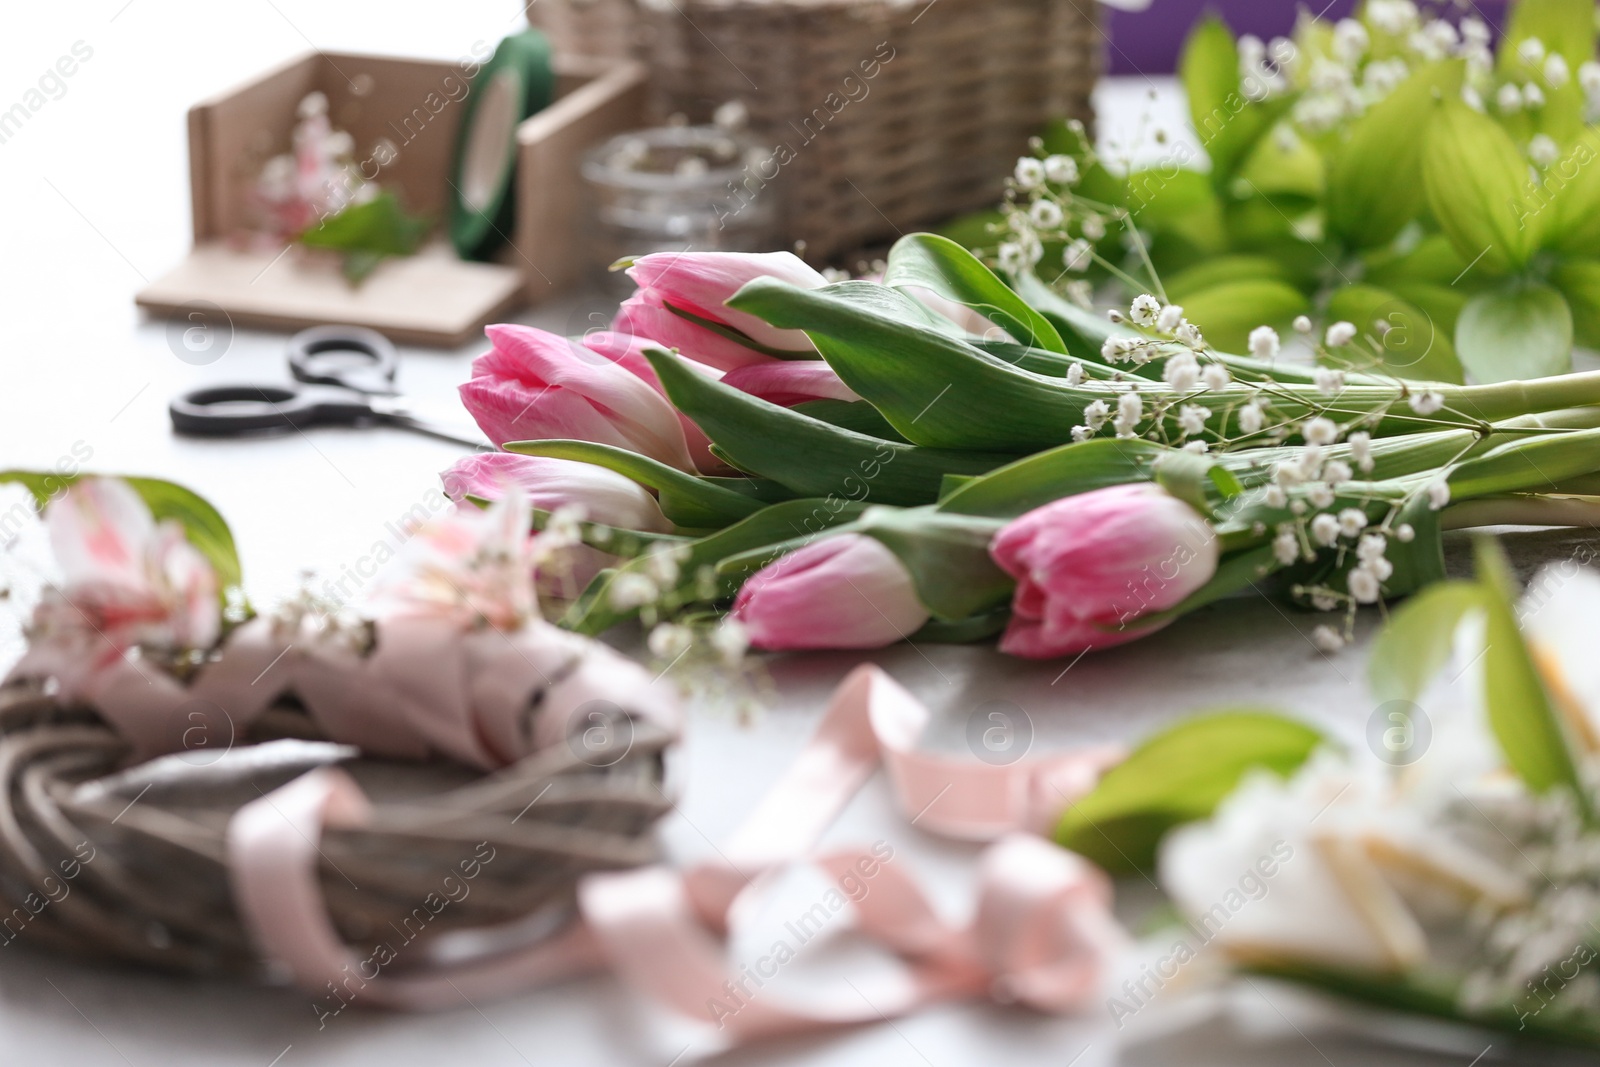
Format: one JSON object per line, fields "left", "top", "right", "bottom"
{"left": 1449, "top": 425, "right": 1600, "bottom": 498}
{"left": 644, "top": 347, "right": 1012, "bottom": 506}
{"left": 1455, "top": 281, "right": 1573, "bottom": 382}
{"left": 790, "top": 398, "right": 908, "bottom": 441}
{"left": 1056, "top": 711, "right": 1325, "bottom": 874}
{"left": 937, "top": 439, "right": 1166, "bottom": 518}
{"left": 1153, "top": 448, "right": 1240, "bottom": 516}
{"left": 1363, "top": 233, "right": 1478, "bottom": 288}
{"left": 1326, "top": 62, "right": 1465, "bottom": 249}
{"left": 298, "top": 192, "right": 428, "bottom": 283}
{"left": 1552, "top": 258, "right": 1600, "bottom": 349}
{"left": 1128, "top": 168, "right": 1227, "bottom": 255}
{"left": 882, "top": 233, "right": 1068, "bottom": 353}
{"left": 500, "top": 440, "right": 764, "bottom": 529}
{"left": 1502, "top": 0, "right": 1597, "bottom": 76}
{"left": 1180, "top": 17, "right": 1288, "bottom": 188}
{"left": 1162, "top": 255, "right": 1290, "bottom": 301}
{"left": 854, "top": 506, "right": 1011, "bottom": 621}
{"left": 1550, "top": 129, "right": 1600, "bottom": 257}
{"left": 562, "top": 498, "right": 867, "bottom": 635}
{"left": 1175, "top": 278, "right": 1309, "bottom": 352}
{"left": 0, "top": 471, "right": 241, "bottom": 593}
{"left": 1368, "top": 580, "right": 1486, "bottom": 705}
{"left": 1473, "top": 537, "right": 1591, "bottom": 815}
{"left": 1323, "top": 283, "right": 1465, "bottom": 383}
{"left": 1422, "top": 100, "right": 1543, "bottom": 275}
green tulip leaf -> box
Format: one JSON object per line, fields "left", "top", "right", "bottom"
{"left": 1323, "top": 283, "right": 1465, "bottom": 383}
{"left": 882, "top": 233, "right": 1068, "bottom": 353}
{"left": 1056, "top": 711, "right": 1326, "bottom": 875}
{"left": 937, "top": 439, "right": 1167, "bottom": 519}
{"left": 1455, "top": 281, "right": 1573, "bottom": 382}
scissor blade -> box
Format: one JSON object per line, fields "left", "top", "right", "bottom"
{"left": 369, "top": 396, "right": 493, "bottom": 450}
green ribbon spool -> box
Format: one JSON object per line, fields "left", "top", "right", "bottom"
{"left": 449, "top": 29, "right": 556, "bottom": 260}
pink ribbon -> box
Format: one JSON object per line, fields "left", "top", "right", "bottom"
{"left": 223, "top": 664, "right": 1126, "bottom": 1048}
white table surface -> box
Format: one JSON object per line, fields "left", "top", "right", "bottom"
{"left": 0, "top": 4, "right": 1591, "bottom": 1065}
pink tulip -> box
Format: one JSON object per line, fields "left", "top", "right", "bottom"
{"left": 732, "top": 534, "right": 930, "bottom": 650}
{"left": 720, "top": 361, "right": 861, "bottom": 407}
{"left": 989, "top": 484, "right": 1218, "bottom": 659}
{"left": 441, "top": 452, "right": 671, "bottom": 533}
{"left": 32, "top": 478, "right": 220, "bottom": 659}
{"left": 460, "top": 324, "right": 697, "bottom": 472}
{"left": 624, "top": 250, "right": 826, "bottom": 351}
{"left": 581, "top": 329, "right": 721, "bottom": 471}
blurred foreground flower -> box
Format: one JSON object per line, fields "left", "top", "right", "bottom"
{"left": 440, "top": 451, "right": 672, "bottom": 533}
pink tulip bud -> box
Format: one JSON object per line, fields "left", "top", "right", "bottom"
{"left": 624, "top": 250, "right": 826, "bottom": 352}
{"left": 581, "top": 329, "right": 721, "bottom": 472}
{"left": 720, "top": 361, "right": 861, "bottom": 407}
{"left": 440, "top": 452, "right": 672, "bottom": 533}
{"left": 460, "top": 324, "right": 697, "bottom": 472}
{"left": 988, "top": 484, "right": 1218, "bottom": 659}
{"left": 732, "top": 534, "right": 930, "bottom": 650}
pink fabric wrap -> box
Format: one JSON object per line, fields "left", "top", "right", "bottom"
{"left": 219, "top": 664, "right": 1126, "bottom": 1052}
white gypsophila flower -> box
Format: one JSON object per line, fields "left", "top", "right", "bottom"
{"left": 1183, "top": 440, "right": 1210, "bottom": 454}
{"left": 1460, "top": 17, "right": 1490, "bottom": 48}
{"left": 1497, "top": 81, "right": 1525, "bottom": 112}
{"left": 998, "top": 242, "right": 1026, "bottom": 273}
{"left": 1030, "top": 197, "right": 1065, "bottom": 229}
{"left": 1338, "top": 508, "right": 1368, "bottom": 538}
{"left": 1273, "top": 527, "right": 1299, "bottom": 564}
{"left": 1326, "top": 320, "right": 1358, "bottom": 347}
{"left": 1156, "top": 304, "right": 1185, "bottom": 333}
{"left": 1065, "top": 279, "right": 1094, "bottom": 308}
{"left": 1265, "top": 485, "right": 1288, "bottom": 508}
{"left": 1175, "top": 323, "right": 1203, "bottom": 350}
{"left": 711, "top": 618, "right": 749, "bottom": 664}
{"left": 1357, "top": 533, "right": 1387, "bottom": 562}
{"left": 1071, "top": 425, "right": 1095, "bottom": 443}
{"left": 1102, "top": 336, "right": 1136, "bottom": 362}
{"left": 1396, "top": 522, "right": 1415, "bottom": 542}
{"left": 1177, "top": 403, "right": 1212, "bottom": 436}
{"left": 1297, "top": 443, "right": 1326, "bottom": 481}
{"left": 644, "top": 545, "right": 682, "bottom": 586}
{"left": 1302, "top": 416, "right": 1339, "bottom": 446}
{"left": 1066, "top": 362, "right": 1085, "bottom": 386}
{"left": 648, "top": 621, "right": 693, "bottom": 660}
{"left": 1202, "top": 361, "right": 1231, "bottom": 391}
{"left": 1014, "top": 156, "right": 1046, "bottom": 189}
{"left": 1367, "top": 0, "right": 1417, "bottom": 36}
{"left": 1365, "top": 555, "right": 1394, "bottom": 581}
{"left": 1311, "top": 513, "right": 1341, "bottom": 546}
{"left": 1348, "top": 567, "right": 1381, "bottom": 603}
{"left": 1582, "top": 60, "right": 1600, "bottom": 95}
{"left": 1083, "top": 398, "right": 1110, "bottom": 429}
{"left": 1129, "top": 293, "right": 1161, "bottom": 327}
{"left": 1311, "top": 58, "right": 1354, "bottom": 93}
{"left": 1524, "top": 81, "right": 1546, "bottom": 109}
{"left": 1164, "top": 352, "right": 1201, "bottom": 391}
{"left": 1113, "top": 391, "right": 1143, "bottom": 437}
{"left": 1248, "top": 325, "right": 1281, "bottom": 360}
{"left": 1323, "top": 459, "right": 1353, "bottom": 486}
{"left": 1043, "top": 154, "right": 1079, "bottom": 186}
{"left": 1062, "top": 238, "right": 1094, "bottom": 272}
{"left": 1410, "top": 389, "right": 1446, "bottom": 415}
{"left": 1518, "top": 37, "right": 1546, "bottom": 67}
{"left": 1081, "top": 213, "right": 1107, "bottom": 241}
{"left": 1312, "top": 624, "right": 1345, "bottom": 652}
{"left": 1275, "top": 461, "right": 1306, "bottom": 488}
{"left": 1307, "top": 483, "right": 1336, "bottom": 509}
{"left": 1293, "top": 314, "right": 1313, "bottom": 334}
{"left": 608, "top": 572, "right": 659, "bottom": 609}
{"left": 1530, "top": 134, "right": 1560, "bottom": 167}
{"left": 1332, "top": 19, "right": 1369, "bottom": 64}
{"left": 1428, "top": 479, "right": 1451, "bottom": 511}
{"left": 1238, "top": 402, "right": 1265, "bottom": 435}
{"left": 1545, "top": 53, "right": 1571, "bottom": 89}
{"left": 1348, "top": 430, "right": 1374, "bottom": 471}
{"left": 1314, "top": 366, "right": 1346, "bottom": 395}
{"left": 1462, "top": 85, "right": 1485, "bottom": 111}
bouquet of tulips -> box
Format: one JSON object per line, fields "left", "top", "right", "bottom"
{"left": 446, "top": 236, "right": 1600, "bottom": 661}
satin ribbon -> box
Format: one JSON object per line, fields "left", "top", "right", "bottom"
{"left": 224, "top": 664, "right": 1126, "bottom": 1049}
{"left": 5, "top": 615, "right": 675, "bottom": 772}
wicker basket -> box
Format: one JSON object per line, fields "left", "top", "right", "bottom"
{"left": 0, "top": 681, "right": 671, "bottom": 977}
{"left": 531, "top": 0, "right": 1101, "bottom": 262}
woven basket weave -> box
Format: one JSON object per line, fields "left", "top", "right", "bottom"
{"left": 0, "top": 681, "right": 671, "bottom": 976}
{"left": 531, "top": 0, "right": 1101, "bottom": 261}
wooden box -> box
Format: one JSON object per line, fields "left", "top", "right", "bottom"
{"left": 137, "top": 51, "right": 647, "bottom": 347}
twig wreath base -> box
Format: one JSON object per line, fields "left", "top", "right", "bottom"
{"left": 0, "top": 681, "right": 672, "bottom": 979}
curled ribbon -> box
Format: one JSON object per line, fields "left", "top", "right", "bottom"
{"left": 224, "top": 664, "right": 1126, "bottom": 1050}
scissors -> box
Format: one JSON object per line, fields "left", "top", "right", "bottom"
{"left": 168, "top": 325, "right": 490, "bottom": 449}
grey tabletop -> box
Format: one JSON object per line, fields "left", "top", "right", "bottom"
{"left": 1, "top": 4, "right": 1594, "bottom": 1065}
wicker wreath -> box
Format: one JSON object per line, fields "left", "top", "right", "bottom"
{"left": 0, "top": 677, "right": 674, "bottom": 978}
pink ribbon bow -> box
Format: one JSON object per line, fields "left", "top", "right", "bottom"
{"left": 226, "top": 665, "right": 1126, "bottom": 1051}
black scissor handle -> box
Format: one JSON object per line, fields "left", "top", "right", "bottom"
{"left": 287, "top": 325, "right": 398, "bottom": 395}
{"left": 168, "top": 384, "right": 375, "bottom": 436}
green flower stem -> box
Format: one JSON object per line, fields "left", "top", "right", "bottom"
{"left": 1442, "top": 496, "right": 1600, "bottom": 531}
{"left": 1447, "top": 369, "right": 1600, "bottom": 422}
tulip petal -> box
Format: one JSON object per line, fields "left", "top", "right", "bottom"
{"left": 624, "top": 251, "right": 825, "bottom": 351}
{"left": 720, "top": 361, "right": 861, "bottom": 406}
{"left": 733, "top": 534, "right": 930, "bottom": 650}
{"left": 440, "top": 452, "right": 672, "bottom": 533}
